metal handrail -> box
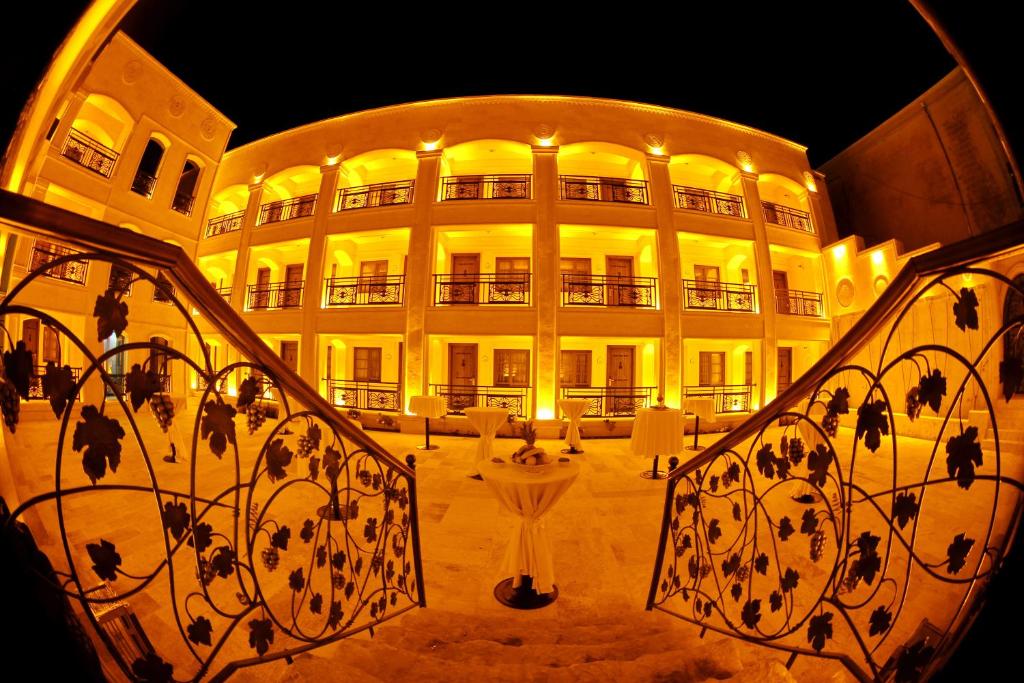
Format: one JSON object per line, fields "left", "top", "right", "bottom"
{"left": 775, "top": 288, "right": 823, "bottom": 316}
{"left": 673, "top": 185, "right": 746, "bottom": 218}
{"left": 439, "top": 175, "right": 532, "bottom": 201}
{"left": 325, "top": 379, "right": 402, "bottom": 412}
{"left": 681, "top": 383, "right": 754, "bottom": 413}
{"left": 336, "top": 180, "right": 414, "bottom": 210}
{"left": 432, "top": 272, "right": 531, "bottom": 305}
{"left": 258, "top": 194, "right": 317, "bottom": 225}
{"left": 560, "top": 273, "right": 657, "bottom": 307}
{"left": 205, "top": 210, "right": 245, "bottom": 237}
{"left": 60, "top": 127, "right": 118, "bottom": 178}
{"left": 324, "top": 275, "right": 404, "bottom": 306}
{"left": 559, "top": 175, "right": 649, "bottom": 204}
{"left": 560, "top": 386, "right": 655, "bottom": 417}
{"left": 30, "top": 241, "right": 89, "bottom": 284}
{"left": 430, "top": 383, "right": 530, "bottom": 417}
{"left": 761, "top": 200, "right": 813, "bottom": 232}
{"left": 246, "top": 281, "right": 304, "bottom": 310}
{"left": 130, "top": 171, "right": 157, "bottom": 198}
{"left": 682, "top": 280, "right": 757, "bottom": 312}
{"left": 171, "top": 192, "right": 195, "bottom": 216}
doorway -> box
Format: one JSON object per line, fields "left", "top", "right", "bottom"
{"left": 606, "top": 345, "right": 635, "bottom": 414}
{"left": 606, "top": 256, "right": 634, "bottom": 306}
{"left": 451, "top": 253, "right": 480, "bottom": 303}
{"left": 448, "top": 343, "right": 478, "bottom": 412}
{"left": 283, "top": 264, "right": 304, "bottom": 308}
{"left": 777, "top": 347, "right": 793, "bottom": 395}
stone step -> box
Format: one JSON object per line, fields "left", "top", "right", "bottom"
{"left": 981, "top": 438, "right": 1024, "bottom": 454}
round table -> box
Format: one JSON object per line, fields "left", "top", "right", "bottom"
{"left": 630, "top": 407, "right": 683, "bottom": 479}
{"left": 682, "top": 397, "right": 716, "bottom": 450}
{"left": 409, "top": 395, "right": 447, "bottom": 450}
{"left": 464, "top": 406, "right": 509, "bottom": 477}
{"left": 479, "top": 459, "right": 580, "bottom": 608}
{"left": 558, "top": 398, "right": 591, "bottom": 454}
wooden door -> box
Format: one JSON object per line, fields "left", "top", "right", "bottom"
{"left": 777, "top": 347, "right": 793, "bottom": 394}
{"left": 21, "top": 319, "right": 39, "bottom": 364}
{"left": 353, "top": 347, "right": 382, "bottom": 382}
{"left": 606, "top": 256, "right": 634, "bottom": 306}
{"left": 280, "top": 341, "right": 299, "bottom": 372}
{"left": 606, "top": 345, "right": 635, "bottom": 414}
{"left": 254, "top": 267, "right": 271, "bottom": 309}
{"left": 42, "top": 326, "right": 60, "bottom": 363}
{"left": 773, "top": 270, "right": 791, "bottom": 314}
{"left": 359, "top": 260, "right": 388, "bottom": 297}
{"left": 693, "top": 264, "right": 721, "bottom": 307}
{"left": 448, "top": 343, "right": 478, "bottom": 411}
{"left": 451, "top": 253, "right": 480, "bottom": 303}
{"left": 283, "top": 264, "right": 304, "bottom": 308}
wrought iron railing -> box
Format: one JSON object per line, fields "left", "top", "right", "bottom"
{"left": 648, "top": 219, "right": 1024, "bottom": 682}
{"left": 104, "top": 372, "right": 172, "bottom": 397}
{"left": 324, "top": 275, "right": 404, "bottom": 306}
{"left": 171, "top": 192, "right": 195, "bottom": 216}
{"left": 258, "top": 194, "right": 317, "bottom": 225}
{"left": 674, "top": 186, "right": 746, "bottom": 218}
{"left": 60, "top": 128, "right": 118, "bottom": 178}
{"left": 246, "top": 281, "right": 304, "bottom": 310}
{"left": 205, "top": 210, "right": 245, "bottom": 237}
{"left": 336, "top": 180, "right": 414, "bottom": 210}
{"left": 681, "top": 384, "right": 754, "bottom": 413}
{"left": 559, "top": 175, "right": 649, "bottom": 204}
{"left": 560, "top": 273, "right": 657, "bottom": 307}
{"left": 683, "top": 280, "right": 757, "bottom": 312}
{"left": 31, "top": 241, "right": 89, "bottom": 284}
{"left": 430, "top": 384, "right": 529, "bottom": 417}
{"left": 108, "top": 264, "right": 133, "bottom": 296}
{"left": 762, "top": 201, "right": 813, "bottom": 233}
{"left": 325, "top": 380, "right": 402, "bottom": 412}
{"left": 433, "top": 273, "right": 530, "bottom": 305}
{"left": 131, "top": 171, "right": 157, "bottom": 198}
{"left": 215, "top": 286, "right": 231, "bottom": 300}
{"left": 439, "top": 175, "right": 532, "bottom": 201}
{"left": 560, "top": 386, "right": 656, "bottom": 417}
{"left": 776, "top": 288, "right": 823, "bottom": 317}
{"left": 0, "top": 189, "right": 424, "bottom": 682}
{"left": 28, "top": 364, "right": 82, "bottom": 400}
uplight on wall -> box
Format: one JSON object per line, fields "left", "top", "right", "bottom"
{"left": 736, "top": 150, "right": 755, "bottom": 173}
{"left": 534, "top": 124, "right": 555, "bottom": 147}
{"left": 803, "top": 171, "right": 817, "bottom": 193}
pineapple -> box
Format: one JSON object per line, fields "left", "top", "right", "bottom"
{"left": 512, "top": 420, "right": 551, "bottom": 465}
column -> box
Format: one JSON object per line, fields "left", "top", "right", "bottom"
{"left": 229, "top": 182, "right": 265, "bottom": 315}
{"left": 645, "top": 154, "right": 682, "bottom": 406}
{"left": 532, "top": 145, "right": 559, "bottom": 420}
{"left": 739, "top": 171, "right": 777, "bottom": 408}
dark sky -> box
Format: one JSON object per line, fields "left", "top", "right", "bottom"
{"left": 3, "top": 2, "right": 958, "bottom": 167}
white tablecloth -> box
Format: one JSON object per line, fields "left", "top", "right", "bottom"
{"left": 558, "top": 398, "right": 591, "bottom": 451}
{"left": 409, "top": 395, "right": 447, "bottom": 419}
{"left": 480, "top": 460, "right": 580, "bottom": 594}
{"left": 630, "top": 407, "right": 683, "bottom": 457}
{"left": 682, "top": 397, "right": 716, "bottom": 422}
{"left": 464, "top": 406, "right": 509, "bottom": 472}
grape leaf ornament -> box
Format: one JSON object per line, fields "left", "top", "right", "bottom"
{"left": 93, "top": 288, "right": 129, "bottom": 342}
{"left": 916, "top": 369, "right": 947, "bottom": 414}
{"left": 42, "top": 361, "right": 76, "bottom": 418}
{"left": 200, "top": 400, "right": 237, "bottom": 457}
{"left": 953, "top": 287, "right": 979, "bottom": 331}
{"left": 131, "top": 653, "right": 174, "bottom": 683}
{"left": 187, "top": 616, "right": 213, "bottom": 646}
{"left": 73, "top": 405, "right": 126, "bottom": 484}
{"left": 86, "top": 539, "right": 122, "bottom": 581}
{"left": 248, "top": 618, "right": 274, "bottom": 656}
{"left": 2, "top": 339, "right": 33, "bottom": 399}
{"left": 125, "top": 363, "right": 162, "bottom": 412}
{"left": 807, "top": 612, "right": 834, "bottom": 652}
{"left": 855, "top": 400, "right": 889, "bottom": 452}
{"left": 266, "top": 439, "right": 294, "bottom": 482}
{"left": 946, "top": 427, "right": 983, "bottom": 490}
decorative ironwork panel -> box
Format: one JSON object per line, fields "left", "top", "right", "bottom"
{"left": 60, "top": 128, "right": 118, "bottom": 178}
{"left": 324, "top": 276, "right": 404, "bottom": 306}
{"left": 28, "top": 365, "right": 82, "bottom": 400}
{"left": 762, "top": 201, "right": 813, "bottom": 233}
{"left": 674, "top": 186, "right": 746, "bottom": 218}
{"left": 30, "top": 241, "right": 89, "bottom": 285}
{"left": 440, "top": 175, "right": 532, "bottom": 201}
{"left": 108, "top": 264, "right": 134, "bottom": 296}
{"left": 258, "top": 195, "right": 318, "bottom": 225}
{"left": 433, "top": 273, "right": 530, "bottom": 305}
{"left": 171, "top": 193, "right": 195, "bottom": 216}
{"left": 326, "top": 380, "right": 401, "bottom": 412}
{"left": 131, "top": 171, "right": 157, "bottom": 198}
{"left": 683, "top": 281, "right": 756, "bottom": 312}
{"left": 560, "top": 274, "right": 656, "bottom": 307}
{"left": 559, "top": 175, "right": 648, "bottom": 204}
{"left": 776, "top": 289, "right": 823, "bottom": 317}
{"left": 561, "top": 386, "right": 655, "bottom": 417}
{"left": 431, "top": 384, "right": 529, "bottom": 417}
{"left": 205, "top": 211, "right": 245, "bottom": 238}
{"left": 247, "top": 281, "right": 304, "bottom": 310}
{"left": 336, "top": 181, "right": 414, "bottom": 211}
{"left": 682, "top": 384, "right": 753, "bottom": 413}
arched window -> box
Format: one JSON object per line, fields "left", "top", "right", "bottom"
{"left": 171, "top": 159, "right": 200, "bottom": 216}
{"left": 131, "top": 138, "right": 165, "bottom": 198}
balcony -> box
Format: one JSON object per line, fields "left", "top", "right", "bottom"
{"left": 761, "top": 201, "right": 813, "bottom": 233}
{"left": 28, "top": 365, "right": 82, "bottom": 400}
{"left": 246, "top": 281, "right": 304, "bottom": 310}
{"left": 324, "top": 275, "right": 404, "bottom": 306}
{"left": 215, "top": 286, "right": 231, "bottom": 300}
{"left": 559, "top": 175, "right": 648, "bottom": 204}
{"left": 439, "top": 175, "right": 532, "bottom": 201}
{"left": 60, "top": 128, "right": 118, "bottom": 178}
{"left": 560, "top": 274, "right": 657, "bottom": 307}
{"left": 325, "top": 379, "right": 402, "bottom": 412}
{"left": 775, "top": 288, "right": 823, "bottom": 317}
{"left": 682, "top": 384, "right": 753, "bottom": 413}
{"left": 105, "top": 372, "right": 171, "bottom": 398}
{"left": 682, "top": 280, "right": 756, "bottom": 312}
{"left": 673, "top": 185, "right": 745, "bottom": 218}
{"left": 433, "top": 273, "right": 530, "bottom": 305}
{"left": 560, "top": 386, "right": 655, "bottom": 417}
{"left": 130, "top": 170, "right": 157, "bottom": 198}
{"left": 171, "top": 192, "right": 195, "bottom": 217}
{"left": 30, "top": 242, "right": 89, "bottom": 285}
{"left": 205, "top": 210, "right": 245, "bottom": 237}
{"left": 431, "top": 384, "right": 529, "bottom": 417}
{"left": 336, "top": 180, "right": 414, "bottom": 210}
{"left": 258, "top": 194, "right": 317, "bottom": 225}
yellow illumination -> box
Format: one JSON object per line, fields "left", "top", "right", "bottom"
{"left": 422, "top": 141, "right": 438, "bottom": 151}
{"left": 831, "top": 244, "right": 848, "bottom": 260}
{"left": 536, "top": 137, "right": 554, "bottom": 147}
{"left": 648, "top": 146, "right": 664, "bottom": 156}
{"left": 227, "top": 386, "right": 238, "bottom": 397}
{"left": 871, "top": 250, "right": 885, "bottom": 265}
{"left": 325, "top": 154, "right": 341, "bottom": 166}
{"left": 537, "top": 407, "right": 554, "bottom": 420}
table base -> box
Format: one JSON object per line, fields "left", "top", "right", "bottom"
{"left": 640, "top": 469, "right": 669, "bottom": 480}
{"left": 417, "top": 418, "right": 440, "bottom": 450}
{"left": 684, "top": 445, "right": 705, "bottom": 451}
{"left": 493, "top": 576, "right": 558, "bottom": 609}
{"left": 417, "top": 445, "right": 440, "bottom": 450}
{"left": 560, "top": 447, "right": 584, "bottom": 455}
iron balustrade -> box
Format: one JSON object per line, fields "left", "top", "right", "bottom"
{"left": 560, "top": 386, "right": 655, "bottom": 417}
{"left": 325, "top": 379, "right": 402, "bottom": 412}
{"left": 761, "top": 200, "right": 813, "bottom": 232}
{"left": 60, "top": 127, "right": 118, "bottom": 178}
{"left": 559, "top": 175, "right": 649, "bottom": 204}
{"left": 130, "top": 170, "right": 157, "bottom": 198}
{"left": 258, "top": 194, "right": 317, "bottom": 225}
{"left": 433, "top": 272, "right": 531, "bottom": 305}
{"left": 104, "top": 372, "right": 172, "bottom": 397}
{"left": 336, "top": 180, "right": 414, "bottom": 210}
{"left": 775, "top": 288, "right": 823, "bottom": 316}
{"left": 673, "top": 185, "right": 746, "bottom": 218}
{"left": 440, "top": 175, "right": 532, "bottom": 201}
{"left": 324, "top": 275, "right": 404, "bottom": 306}
{"left": 205, "top": 210, "right": 245, "bottom": 237}
{"left": 681, "top": 384, "right": 753, "bottom": 413}
{"left": 682, "top": 280, "right": 756, "bottom": 312}
{"left": 560, "top": 273, "right": 657, "bottom": 307}
{"left": 171, "top": 192, "right": 195, "bottom": 216}
{"left": 215, "top": 286, "right": 231, "bottom": 300}
{"left": 108, "top": 264, "right": 134, "bottom": 296}
{"left": 30, "top": 242, "right": 89, "bottom": 284}
{"left": 431, "top": 384, "right": 529, "bottom": 417}
{"left": 246, "top": 281, "right": 304, "bottom": 310}
{"left": 28, "top": 365, "right": 82, "bottom": 400}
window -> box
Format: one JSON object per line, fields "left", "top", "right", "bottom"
{"left": 745, "top": 351, "right": 753, "bottom": 386}
{"left": 108, "top": 264, "right": 133, "bottom": 296}
{"left": 131, "top": 138, "right": 164, "bottom": 198}
{"left": 171, "top": 159, "right": 200, "bottom": 215}
{"left": 493, "top": 349, "right": 530, "bottom": 386}
{"left": 495, "top": 257, "right": 530, "bottom": 297}
{"left": 699, "top": 352, "right": 725, "bottom": 386}
{"left": 559, "top": 350, "right": 591, "bottom": 387}
{"left": 560, "top": 257, "right": 591, "bottom": 293}
{"left": 694, "top": 265, "right": 720, "bottom": 283}
{"left": 353, "top": 347, "right": 382, "bottom": 382}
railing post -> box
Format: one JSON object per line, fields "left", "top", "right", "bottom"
{"left": 739, "top": 170, "right": 778, "bottom": 409}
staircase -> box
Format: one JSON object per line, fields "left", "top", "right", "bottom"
{"left": 982, "top": 399, "right": 1024, "bottom": 453}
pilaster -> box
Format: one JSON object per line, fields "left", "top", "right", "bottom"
{"left": 229, "top": 182, "right": 264, "bottom": 315}
{"left": 298, "top": 164, "right": 340, "bottom": 389}
{"left": 739, "top": 170, "right": 778, "bottom": 407}
{"left": 645, "top": 153, "right": 682, "bottom": 406}
{"left": 532, "top": 144, "right": 559, "bottom": 418}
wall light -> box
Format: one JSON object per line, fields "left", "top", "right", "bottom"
{"left": 537, "top": 407, "right": 554, "bottom": 420}
{"left": 803, "top": 171, "right": 817, "bottom": 193}
{"left": 736, "top": 150, "right": 755, "bottom": 173}
{"left": 871, "top": 250, "right": 885, "bottom": 265}
{"left": 831, "top": 244, "right": 848, "bottom": 260}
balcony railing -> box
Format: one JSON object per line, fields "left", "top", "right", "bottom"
{"left": 560, "top": 273, "right": 657, "bottom": 307}
{"left": 27, "top": 364, "right": 82, "bottom": 400}
{"left": 325, "top": 275, "right": 404, "bottom": 306}
{"left": 258, "top": 194, "right": 317, "bottom": 225}
{"left": 60, "top": 128, "right": 118, "bottom": 178}
{"left": 171, "top": 192, "right": 195, "bottom": 216}
{"left": 560, "top": 386, "right": 655, "bottom": 417}
{"left": 762, "top": 201, "right": 813, "bottom": 232}
{"left": 431, "top": 384, "right": 529, "bottom": 417}
{"left": 326, "top": 379, "right": 402, "bottom": 412}
{"left": 775, "top": 288, "right": 823, "bottom": 316}
{"left": 205, "top": 210, "right": 245, "bottom": 237}
{"left": 682, "top": 280, "right": 756, "bottom": 312}
{"left": 246, "top": 281, "right": 304, "bottom": 310}
{"left": 681, "top": 383, "right": 753, "bottom": 413}
{"left": 673, "top": 185, "right": 746, "bottom": 218}
{"left": 336, "top": 180, "right": 414, "bottom": 210}
{"left": 30, "top": 242, "right": 89, "bottom": 285}
{"left": 130, "top": 171, "right": 157, "bottom": 198}
{"left": 433, "top": 272, "right": 530, "bottom": 305}
{"left": 104, "top": 372, "right": 171, "bottom": 398}
{"left": 215, "top": 286, "right": 231, "bottom": 300}
{"left": 559, "top": 175, "right": 648, "bottom": 204}
{"left": 440, "top": 175, "right": 532, "bottom": 201}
